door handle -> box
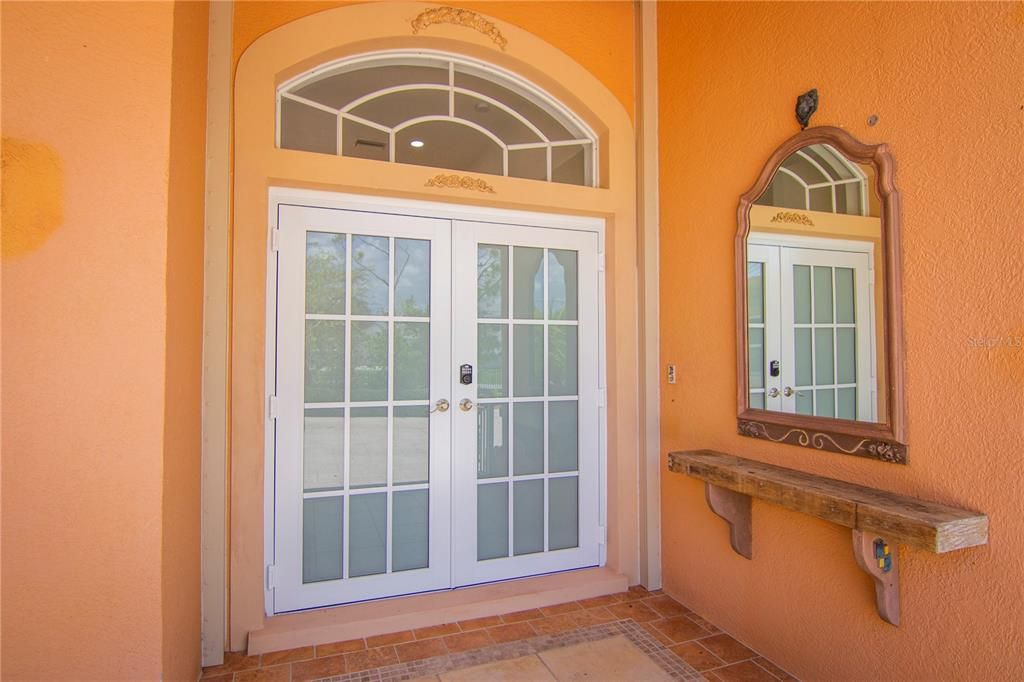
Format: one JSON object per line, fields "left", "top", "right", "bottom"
{"left": 767, "top": 387, "right": 780, "bottom": 398}
{"left": 429, "top": 399, "right": 450, "bottom": 414}
{"left": 783, "top": 387, "right": 795, "bottom": 397}
{"left": 459, "top": 398, "right": 474, "bottom": 412}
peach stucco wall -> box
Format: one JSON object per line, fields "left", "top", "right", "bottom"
{"left": 231, "top": 0, "right": 636, "bottom": 121}
{"left": 1, "top": 2, "right": 207, "bottom": 679}
{"left": 162, "top": 2, "right": 210, "bottom": 680}
{"left": 658, "top": 2, "right": 1024, "bottom": 680}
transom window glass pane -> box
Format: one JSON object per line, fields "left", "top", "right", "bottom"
{"left": 754, "top": 144, "right": 866, "bottom": 216}
{"left": 279, "top": 53, "right": 597, "bottom": 186}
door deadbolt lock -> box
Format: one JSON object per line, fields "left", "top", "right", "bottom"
{"left": 460, "top": 364, "right": 473, "bottom": 385}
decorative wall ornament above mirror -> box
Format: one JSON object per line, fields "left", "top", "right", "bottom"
{"left": 736, "top": 127, "right": 906, "bottom": 463}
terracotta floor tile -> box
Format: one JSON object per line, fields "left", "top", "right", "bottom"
{"left": 753, "top": 657, "right": 797, "bottom": 681}
{"left": 500, "top": 608, "right": 544, "bottom": 623}
{"left": 708, "top": 660, "right": 779, "bottom": 682}
{"left": 539, "top": 635, "right": 672, "bottom": 681}
{"left": 539, "top": 601, "right": 582, "bottom": 616}
{"left": 686, "top": 613, "right": 723, "bottom": 634}
{"left": 645, "top": 595, "right": 691, "bottom": 618}
{"left": 577, "top": 593, "right": 623, "bottom": 609}
{"left": 366, "top": 630, "right": 414, "bottom": 648}
{"left": 291, "top": 654, "right": 347, "bottom": 682}
{"left": 670, "top": 641, "right": 727, "bottom": 671}
{"left": 621, "top": 585, "right": 652, "bottom": 601}
{"left": 235, "top": 664, "right": 290, "bottom": 682}
{"left": 457, "top": 615, "right": 504, "bottom": 631}
{"left": 653, "top": 615, "right": 709, "bottom": 643}
{"left": 699, "top": 634, "right": 757, "bottom": 663}
{"left": 396, "top": 637, "right": 450, "bottom": 663}
{"left": 260, "top": 645, "right": 314, "bottom": 666}
{"left": 345, "top": 646, "right": 400, "bottom": 672}
{"left": 414, "top": 622, "right": 461, "bottom": 640}
{"left": 638, "top": 620, "right": 677, "bottom": 647}
{"left": 440, "top": 654, "right": 555, "bottom": 681}
{"left": 530, "top": 613, "right": 579, "bottom": 635}
{"left": 607, "top": 600, "right": 660, "bottom": 622}
{"left": 487, "top": 621, "right": 537, "bottom": 643}
{"left": 443, "top": 629, "right": 494, "bottom": 653}
{"left": 316, "top": 637, "right": 366, "bottom": 657}
{"left": 201, "top": 651, "right": 261, "bottom": 676}
{"left": 198, "top": 676, "right": 232, "bottom": 682}
{"left": 570, "top": 606, "right": 618, "bottom": 627}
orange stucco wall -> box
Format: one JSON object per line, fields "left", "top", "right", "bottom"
{"left": 1, "top": 2, "right": 207, "bottom": 679}
{"left": 658, "top": 2, "right": 1024, "bottom": 680}
{"left": 162, "top": 1, "right": 210, "bottom": 680}
{"left": 231, "top": 0, "right": 635, "bottom": 120}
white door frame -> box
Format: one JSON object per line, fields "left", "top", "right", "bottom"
{"left": 264, "top": 187, "right": 607, "bottom": 615}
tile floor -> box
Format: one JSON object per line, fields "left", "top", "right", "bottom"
{"left": 201, "top": 587, "right": 796, "bottom": 682}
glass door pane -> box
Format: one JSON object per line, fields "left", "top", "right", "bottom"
{"left": 274, "top": 204, "right": 451, "bottom": 613}
{"left": 452, "top": 220, "right": 601, "bottom": 587}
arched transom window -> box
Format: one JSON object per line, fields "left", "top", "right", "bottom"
{"left": 755, "top": 143, "right": 868, "bottom": 216}
{"left": 277, "top": 52, "right": 598, "bottom": 187}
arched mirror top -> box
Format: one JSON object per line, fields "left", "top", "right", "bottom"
{"left": 277, "top": 51, "right": 599, "bottom": 187}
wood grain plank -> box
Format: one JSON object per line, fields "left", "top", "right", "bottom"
{"left": 668, "top": 450, "right": 987, "bottom": 553}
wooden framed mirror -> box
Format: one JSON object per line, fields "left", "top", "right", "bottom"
{"left": 736, "top": 127, "right": 906, "bottom": 463}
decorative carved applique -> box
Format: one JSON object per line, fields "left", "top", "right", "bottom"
{"left": 411, "top": 7, "right": 508, "bottom": 51}
{"left": 737, "top": 420, "right": 907, "bottom": 464}
{"left": 769, "top": 211, "right": 815, "bottom": 227}
{"left": 424, "top": 173, "right": 497, "bottom": 194}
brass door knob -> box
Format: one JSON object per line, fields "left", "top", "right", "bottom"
{"left": 429, "top": 399, "right": 450, "bottom": 414}
{"left": 459, "top": 398, "right": 474, "bottom": 412}
{"left": 767, "top": 387, "right": 780, "bottom": 398}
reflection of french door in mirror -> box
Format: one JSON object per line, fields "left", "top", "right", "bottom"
{"left": 747, "top": 235, "right": 875, "bottom": 422}
{"left": 272, "top": 202, "right": 601, "bottom": 613}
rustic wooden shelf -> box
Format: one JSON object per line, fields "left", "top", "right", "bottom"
{"left": 668, "top": 449, "right": 989, "bottom": 625}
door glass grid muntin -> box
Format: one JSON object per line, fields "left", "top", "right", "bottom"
{"left": 301, "top": 230, "right": 432, "bottom": 583}
{"left": 792, "top": 263, "right": 858, "bottom": 420}
{"left": 476, "top": 242, "right": 581, "bottom": 561}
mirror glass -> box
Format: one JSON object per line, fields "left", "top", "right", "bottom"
{"left": 745, "top": 143, "right": 886, "bottom": 423}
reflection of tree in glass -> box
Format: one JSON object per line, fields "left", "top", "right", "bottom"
{"left": 305, "top": 233, "right": 346, "bottom": 314}
{"left": 548, "top": 327, "right": 577, "bottom": 395}
{"left": 305, "top": 320, "right": 345, "bottom": 402}
{"left": 395, "top": 239, "right": 430, "bottom": 316}
{"left": 351, "top": 321, "right": 388, "bottom": 401}
{"left": 351, "top": 236, "right": 389, "bottom": 315}
{"left": 477, "top": 245, "right": 507, "bottom": 318}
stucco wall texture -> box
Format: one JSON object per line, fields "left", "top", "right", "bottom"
{"left": 231, "top": 0, "right": 636, "bottom": 120}
{"left": 1, "top": 2, "right": 207, "bottom": 679}
{"left": 658, "top": 2, "right": 1024, "bottom": 680}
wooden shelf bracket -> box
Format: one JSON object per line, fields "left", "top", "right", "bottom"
{"left": 852, "top": 530, "right": 900, "bottom": 626}
{"left": 670, "top": 450, "right": 987, "bottom": 628}
{"left": 704, "top": 483, "right": 753, "bottom": 559}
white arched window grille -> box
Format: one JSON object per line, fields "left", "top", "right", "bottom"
{"left": 755, "top": 143, "right": 868, "bottom": 216}
{"left": 277, "top": 51, "right": 598, "bottom": 187}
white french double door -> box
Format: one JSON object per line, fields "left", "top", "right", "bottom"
{"left": 271, "top": 199, "right": 601, "bottom": 613}
{"left": 747, "top": 235, "right": 875, "bottom": 421}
